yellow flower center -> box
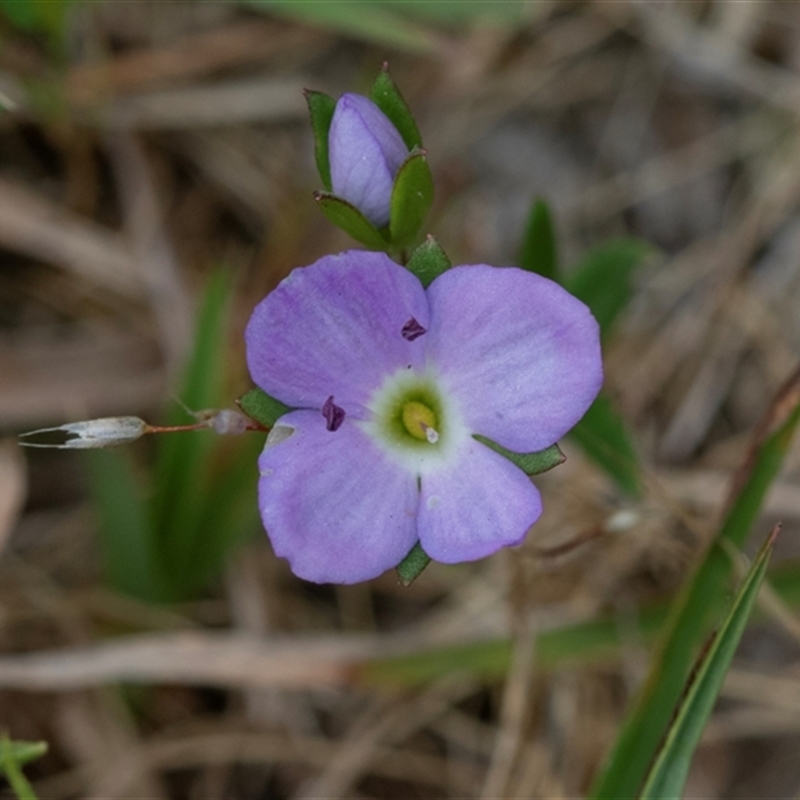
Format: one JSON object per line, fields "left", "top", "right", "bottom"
{"left": 401, "top": 400, "right": 439, "bottom": 443}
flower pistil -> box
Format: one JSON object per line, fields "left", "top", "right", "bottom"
{"left": 401, "top": 400, "right": 439, "bottom": 443}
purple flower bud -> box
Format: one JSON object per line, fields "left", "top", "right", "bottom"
{"left": 328, "top": 94, "right": 409, "bottom": 229}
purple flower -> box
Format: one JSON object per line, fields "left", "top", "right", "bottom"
{"left": 245, "top": 251, "right": 602, "bottom": 584}
{"left": 328, "top": 94, "right": 409, "bottom": 228}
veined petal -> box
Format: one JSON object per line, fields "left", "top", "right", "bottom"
{"left": 418, "top": 438, "right": 542, "bottom": 563}
{"left": 329, "top": 94, "right": 408, "bottom": 228}
{"left": 425, "top": 265, "right": 602, "bottom": 452}
{"left": 246, "top": 251, "right": 429, "bottom": 415}
{"left": 258, "top": 410, "right": 419, "bottom": 584}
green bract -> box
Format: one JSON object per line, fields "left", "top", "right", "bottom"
{"left": 368, "top": 63, "right": 423, "bottom": 150}
{"left": 406, "top": 235, "right": 451, "bottom": 286}
{"left": 389, "top": 149, "right": 434, "bottom": 250}
{"left": 237, "top": 387, "right": 292, "bottom": 429}
{"left": 314, "top": 192, "right": 391, "bottom": 250}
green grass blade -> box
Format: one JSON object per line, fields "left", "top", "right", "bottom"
{"left": 566, "top": 238, "right": 651, "bottom": 339}
{"left": 150, "top": 269, "right": 235, "bottom": 598}
{"left": 639, "top": 525, "right": 778, "bottom": 800}
{"left": 518, "top": 198, "right": 558, "bottom": 282}
{"left": 0, "top": 740, "right": 46, "bottom": 770}
{"left": 85, "top": 449, "right": 164, "bottom": 602}
{"left": 0, "top": 736, "right": 43, "bottom": 800}
{"left": 364, "top": 556, "right": 800, "bottom": 687}
{"left": 371, "top": 0, "right": 534, "bottom": 25}
{"left": 246, "top": 1, "right": 439, "bottom": 53}
{"left": 569, "top": 394, "right": 641, "bottom": 497}
{"left": 589, "top": 368, "right": 800, "bottom": 800}
{"left": 363, "top": 603, "right": 667, "bottom": 686}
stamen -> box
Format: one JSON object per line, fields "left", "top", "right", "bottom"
{"left": 422, "top": 424, "right": 439, "bottom": 444}
{"left": 322, "top": 395, "right": 345, "bottom": 432}
{"left": 401, "top": 317, "right": 427, "bottom": 341}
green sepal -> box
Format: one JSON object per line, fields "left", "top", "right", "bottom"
{"left": 474, "top": 435, "right": 565, "bottom": 476}
{"left": 315, "top": 192, "right": 390, "bottom": 250}
{"left": 236, "top": 388, "right": 292, "bottom": 429}
{"left": 518, "top": 197, "right": 559, "bottom": 282}
{"left": 304, "top": 89, "right": 336, "bottom": 191}
{"left": 406, "top": 235, "right": 451, "bottom": 287}
{"left": 389, "top": 149, "right": 434, "bottom": 250}
{"left": 369, "top": 63, "right": 422, "bottom": 150}
{"left": 396, "top": 541, "right": 432, "bottom": 586}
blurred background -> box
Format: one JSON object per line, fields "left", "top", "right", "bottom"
{"left": 3, "top": 1, "right": 800, "bottom": 798}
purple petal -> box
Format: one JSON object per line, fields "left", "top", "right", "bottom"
{"left": 258, "top": 410, "right": 419, "bottom": 584}
{"left": 245, "top": 251, "right": 429, "bottom": 416}
{"left": 418, "top": 438, "right": 542, "bottom": 563}
{"left": 329, "top": 94, "right": 409, "bottom": 228}
{"left": 425, "top": 265, "right": 602, "bottom": 452}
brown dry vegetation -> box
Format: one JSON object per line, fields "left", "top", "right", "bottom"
{"left": 3, "top": 2, "right": 800, "bottom": 798}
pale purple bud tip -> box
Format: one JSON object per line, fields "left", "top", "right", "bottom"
{"left": 322, "top": 396, "right": 345, "bottom": 432}
{"left": 401, "top": 317, "right": 427, "bottom": 341}
{"left": 18, "top": 417, "right": 147, "bottom": 449}
{"left": 328, "top": 93, "right": 409, "bottom": 228}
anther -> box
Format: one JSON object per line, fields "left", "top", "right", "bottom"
{"left": 401, "top": 317, "right": 427, "bottom": 341}
{"left": 322, "top": 395, "right": 345, "bottom": 432}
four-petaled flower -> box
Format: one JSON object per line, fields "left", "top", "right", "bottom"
{"left": 328, "top": 93, "right": 409, "bottom": 228}
{"left": 245, "top": 251, "right": 602, "bottom": 584}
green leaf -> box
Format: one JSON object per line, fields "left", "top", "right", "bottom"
{"left": 85, "top": 449, "right": 165, "bottom": 602}
{"left": 177, "top": 433, "right": 264, "bottom": 596}
{"left": 0, "top": 736, "right": 43, "bottom": 800}
{"left": 565, "top": 238, "right": 651, "bottom": 339}
{"left": 389, "top": 150, "right": 434, "bottom": 250}
{"left": 150, "top": 269, "right": 236, "bottom": 599}
{"left": 518, "top": 197, "right": 559, "bottom": 282}
{"left": 315, "top": 192, "right": 390, "bottom": 250}
{"left": 474, "top": 436, "right": 565, "bottom": 476}
{"left": 406, "top": 235, "right": 451, "bottom": 287}
{"left": 569, "top": 394, "right": 641, "bottom": 497}
{"left": 369, "top": 64, "right": 423, "bottom": 150}
{"left": 639, "top": 525, "right": 778, "bottom": 800}
{"left": 396, "top": 542, "right": 432, "bottom": 586}
{"left": 0, "top": 0, "right": 69, "bottom": 44}
{"left": 237, "top": 388, "right": 292, "bottom": 428}
{"left": 589, "top": 371, "right": 800, "bottom": 800}
{"left": 305, "top": 90, "right": 336, "bottom": 191}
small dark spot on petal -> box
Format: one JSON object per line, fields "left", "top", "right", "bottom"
{"left": 322, "top": 395, "right": 345, "bottom": 432}
{"left": 401, "top": 317, "right": 427, "bottom": 341}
